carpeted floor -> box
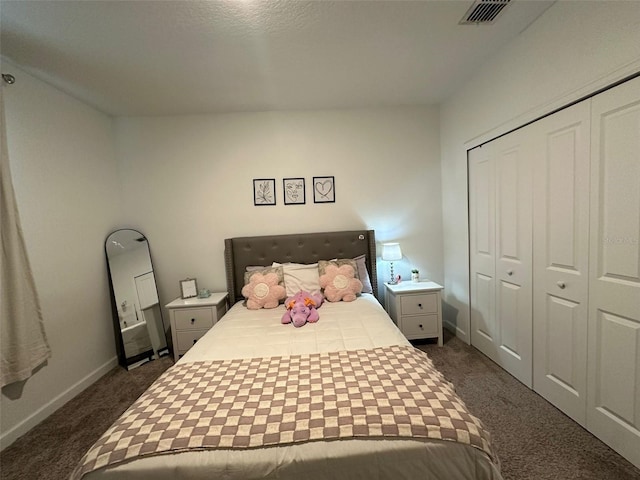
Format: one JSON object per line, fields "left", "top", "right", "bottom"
{"left": 0, "top": 356, "right": 174, "bottom": 480}
{"left": 415, "top": 332, "right": 640, "bottom": 480}
{"left": 1, "top": 333, "right": 639, "bottom": 480}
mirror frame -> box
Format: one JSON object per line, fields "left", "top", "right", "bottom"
{"left": 105, "top": 228, "right": 170, "bottom": 369}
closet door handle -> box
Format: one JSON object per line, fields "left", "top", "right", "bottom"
{"left": 557, "top": 281, "right": 566, "bottom": 289}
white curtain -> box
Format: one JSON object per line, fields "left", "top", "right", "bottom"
{"left": 1, "top": 83, "right": 51, "bottom": 388}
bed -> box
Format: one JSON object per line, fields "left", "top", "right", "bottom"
{"left": 72, "top": 230, "right": 502, "bottom": 480}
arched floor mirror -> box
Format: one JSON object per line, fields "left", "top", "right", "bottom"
{"left": 105, "top": 229, "right": 170, "bottom": 369}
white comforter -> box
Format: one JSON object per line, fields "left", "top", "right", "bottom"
{"left": 83, "top": 295, "right": 502, "bottom": 480}
{"left": 180, "top": 294, "right": 410, "bottom": 362}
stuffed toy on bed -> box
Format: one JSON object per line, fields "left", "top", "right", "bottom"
{"left": 319, "top": 264, "right": 363, "bottom": 302}
{"left": 281, "top": 290, "right": 324, "bottom": 328}
{"left": 242, "top": 272, "right": 286, "bottom": 309}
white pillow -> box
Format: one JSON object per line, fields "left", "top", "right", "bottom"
{"left": 273, "top": 262, "right": 321, "bottom": 296}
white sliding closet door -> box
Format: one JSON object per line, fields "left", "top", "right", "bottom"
{"left": 493, "top": 131, "right": 533, "bottom": 387}
{"left": 587, "top": 75, "right": 640, "bottom": 468}
{"left": 532, "top": 101, "right": 591, "bottom": 425}
{"left": 469, "top": 146, "right": 497, "bottom": 361}
{"left": 470, "top": 130, "right": 533, "bottom": 387}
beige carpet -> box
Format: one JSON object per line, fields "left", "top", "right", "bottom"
{"left": 416, "top": 332, "right": 640, "bottom": 480}
{"left": 1, "top": 333, "right": 639, "bottom": 480}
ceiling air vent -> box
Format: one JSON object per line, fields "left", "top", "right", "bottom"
{"left": 459, "top": 0, "right": 511, "bottom": 25}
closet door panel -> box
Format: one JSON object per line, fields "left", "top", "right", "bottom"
{"left": 493, "top": 132, "right": 533, "bottom": 387}
{"left": 588, "top": 75, "right": 640, "bottom": 469}
{"left": 469, "top": 146, "right": 498, "bottom": 360}
{"left": 469, "top": 132, "right": 533, "bottom": 387}
{"left": 532, "top": 101, "right": 590, "bottom": 425}
{"left": 595, "top": 312, "right": 639, "bottom": 422}
{"left": 474, "top": 274, "right": 495, "bottom": 342}
{"left": 497, "top": 280, "right": 521, "bottom": 354}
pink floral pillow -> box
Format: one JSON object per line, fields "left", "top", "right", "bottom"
{"left": 241, "top": 272, "right": 286, "bottom": 309}
{"left": 319, "top": 264, "right": 363, "bottom": 302}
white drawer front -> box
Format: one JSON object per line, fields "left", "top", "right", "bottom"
{"left": 174, "top": 308, "right": 214, "bottom": 331}
{"left": 401, "top": 314, "right": 439, "bottom": 338}
{"left": 400, "top": 293, "right": 438, "bottom": 315}
{"left": 176, "top": 329, "right": 209, "bottom": 353}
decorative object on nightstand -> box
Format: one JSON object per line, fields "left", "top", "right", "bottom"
{"left": 411, "top": 269, "right": 419, "bottom": 282}
{"left": 179, "top": 278, "right": 198, "bottom": 299}
{"left": 166, "top": 292, "right": 228, "bottom": 361}
{"left": 381, "top": 242, "right": 402, "bottom": 285}
{"left": 384, "top": 281, "right": 444, "bottom": 346}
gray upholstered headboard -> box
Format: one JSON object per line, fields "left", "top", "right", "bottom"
{"left": 224, "top": 230, "right": 377, "bottom": 305}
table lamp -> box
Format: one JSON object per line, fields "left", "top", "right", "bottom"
{"left": 382, "top": 242, "right": 402, "bottom": 284}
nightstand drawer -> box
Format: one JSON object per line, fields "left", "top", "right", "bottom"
{"left": 176, "top": 329, "right": 209, "bottom": 352}
{"left": 401, "top": 314, "right": 439, "bottom": 338}
{"left": 167, "top": 292, "right": 228, "bottom": 361}
{"left": 174, "top": 308, "right": 214, "bottom": 330}
{"left": 384, "top": 281, "right": 443, "bottom": 346}
{"left": 400, "top": 294, "right": 438, "bottom": 315}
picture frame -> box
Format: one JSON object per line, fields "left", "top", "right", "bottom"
{"left": 180, "top": 278, "right": 198, "bottom": 299}
{"left": 313, "top": 176, "right": 335, "bottom": 203}
{"left": 283, "top": 177, "right": 306, "bottom": 205}
{"left": 253, "top": 178, "right": 276, "bottom": 206}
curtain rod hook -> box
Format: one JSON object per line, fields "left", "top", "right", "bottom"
{"left": 2, "top": 73, "right": 16, "bottom": 84}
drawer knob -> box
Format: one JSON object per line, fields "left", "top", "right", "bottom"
{"left": 507, "top": 270, "right": 513, "bottom": 276}
{"left": 191, "top": 318, "right": 195, "bottom": 323}
{"left": 419, "top": 324, "right": 423, "bottom": 329}
{"left": 557, "top": 281, "right": 566, "bottom": 289}
{"left": 418, "top": 303, "right": 422, "bottom": 308}
{"left": 193, "top": 339, "right": 197, "bottom": 345}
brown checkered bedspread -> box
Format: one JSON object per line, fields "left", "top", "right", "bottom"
{"left": 71, "top": 345, "right": 496, "bottom": 479}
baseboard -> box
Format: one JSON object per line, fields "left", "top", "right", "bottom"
{"left": 0, "top": 356, "right": 118, "bottom": 451}
{"left": 443, "top": 319, "right": 470, "bottom": 345}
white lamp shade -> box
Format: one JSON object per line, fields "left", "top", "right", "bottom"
{"left": 381, "top": 243, "right": 402, "bottom": 261}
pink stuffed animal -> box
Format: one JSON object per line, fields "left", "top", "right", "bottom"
{"left": 319, "top": 264, "right": 362, "bottom": 302}
{"left": 281, "top": 291, "right": 324, "bottom": 328}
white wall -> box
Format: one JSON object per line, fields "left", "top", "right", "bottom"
{"left": 114, "top": 107, "right": 443, "bottom": 306}
{"left": 1, "top": 71, "right": 441, "bottom": 449}
{"left": 1, "top": 64, "right": 120, "bottom": 448}
{"left": 440, "top": 1, "right": 640, "bottom": 341}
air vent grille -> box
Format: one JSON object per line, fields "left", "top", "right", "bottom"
{"left": 460, "top": 0, "right": 511, "bottom": 25}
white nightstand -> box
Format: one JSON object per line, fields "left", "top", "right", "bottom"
{"left": 384, "top": 281, "right": 444, "bottom": 346}
{"left": 166, "top": 292, "right": 228, "bottom": 361}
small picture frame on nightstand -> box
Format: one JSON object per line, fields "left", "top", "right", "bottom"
{"left": 180, "top": 278, "right": 198, "bottom": 299}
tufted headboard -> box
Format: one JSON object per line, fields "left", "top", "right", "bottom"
{"left": 224, "top": 230, "right": 377, "bottom": 305}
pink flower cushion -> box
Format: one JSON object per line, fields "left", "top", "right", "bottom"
{"left": 319, "top": 264, "right": 363, "bottom": 302}
{"left": 241, "top": 272, "right": 286, "bottom": 310}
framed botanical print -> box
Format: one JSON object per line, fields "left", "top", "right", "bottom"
{"left": 253, "top": 178, "right": 276, "bottom": 206}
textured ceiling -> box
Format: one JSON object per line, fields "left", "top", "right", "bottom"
{"left": 0, "top": 0, "right": 554, "bottom": 116}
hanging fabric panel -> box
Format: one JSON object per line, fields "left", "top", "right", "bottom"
{"left": 1, "top": 84, "right": 52, "bottom": 388}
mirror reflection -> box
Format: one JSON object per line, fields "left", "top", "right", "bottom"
{"left": 105, "top": 229, "right": 169, "bottom": 369}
